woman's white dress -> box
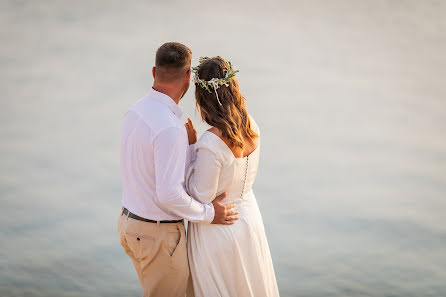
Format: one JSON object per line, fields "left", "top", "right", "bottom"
{"left": 185, "top": 117, "right": 280, "bottom": 297}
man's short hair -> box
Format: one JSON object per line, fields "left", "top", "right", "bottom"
{"left": 155, "top": 42, "right": 192, "bottom": 81}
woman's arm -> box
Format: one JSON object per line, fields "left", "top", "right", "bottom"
{"left": 186, "top": 145, "right": 223, "bottom": 204}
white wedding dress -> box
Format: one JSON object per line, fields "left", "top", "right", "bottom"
{"left": 185, "top": 117, "right": 280, "bottom": 297}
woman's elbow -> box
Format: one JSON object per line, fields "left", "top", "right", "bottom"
{"left": 189, "top": 186, "right": 214, "bottom": 204}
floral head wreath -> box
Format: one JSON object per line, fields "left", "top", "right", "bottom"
{"left": 192, "top": 56, "right": 239, "bottom": 106}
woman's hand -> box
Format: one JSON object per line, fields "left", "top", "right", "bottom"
{"left": 185, "top": 117, "right": 197, "bottom": 145}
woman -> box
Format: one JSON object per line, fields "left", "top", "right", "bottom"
{"left": 184, "top": 56, "right": 280, "bottom": 297}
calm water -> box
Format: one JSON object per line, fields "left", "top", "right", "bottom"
{"left": 1, "top": 1, "right": 445, "bottom": 296}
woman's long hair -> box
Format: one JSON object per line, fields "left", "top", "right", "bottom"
{"left": 195, "top": 57, "right": 258, "bottom": 149}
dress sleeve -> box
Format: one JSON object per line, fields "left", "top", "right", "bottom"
{"left": 185, "top": 138, "right": 223, "bottom": 205}
{"left": 153, "top": 127, "right": 215, "bottom": 223}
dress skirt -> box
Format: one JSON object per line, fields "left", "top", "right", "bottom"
{"left": 186, "top": 191, "right": 280, "bottom": 297}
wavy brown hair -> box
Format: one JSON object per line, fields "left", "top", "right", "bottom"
{"left": 194, "top": 57, "right": 258, "bottom": 149}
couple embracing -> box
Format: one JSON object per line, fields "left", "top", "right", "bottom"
{"left": 118, "top": 42, "right": 279, "bottom": 297}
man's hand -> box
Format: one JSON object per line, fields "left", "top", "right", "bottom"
{"left": 211, "top": 192, "right": 239, "bottom": 225}
{"left": 184, "top": 118, "right": 197, "bottom": 145}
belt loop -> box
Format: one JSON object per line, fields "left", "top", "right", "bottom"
{"left": 155, "top": 220, "right": 161, "bottom": 239}
{"left": 126, "top": 209, "right": 130, "bottom": 221}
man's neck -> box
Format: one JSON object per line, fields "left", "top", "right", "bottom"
{"left": 152, "top": 83, "right": 182, "bottom": 105}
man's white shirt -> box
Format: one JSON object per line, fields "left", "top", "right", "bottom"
{"left": 120, "top": 88, "right": 215, "bottom": 222}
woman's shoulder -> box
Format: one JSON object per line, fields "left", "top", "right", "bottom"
{"left": 194, "top": 129, "right": 227, "bottom": 155}
{"left": 206, "top": 114, "right": 259, "bottom": 137}
{"left": 248, "top": 114, "right": 260, "bottom": 136}
{"left": 204, "top": 127, "right": 235, "bottom": 152}
{"left": 207, "top": 126, "right": 221, "bottom": 137}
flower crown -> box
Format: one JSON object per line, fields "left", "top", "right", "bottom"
{"left": 192, "top": 56, "right": 239, "bottom": 106}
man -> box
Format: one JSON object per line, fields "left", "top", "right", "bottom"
{"left": 117, "top": 42, "right": 238, "bottom": 297}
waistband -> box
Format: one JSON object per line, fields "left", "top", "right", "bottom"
{"left": 121, "top": 207, "right": 183, "bottom": 224}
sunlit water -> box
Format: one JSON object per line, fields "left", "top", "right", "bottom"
{"left": 1, "top": 1, "right": 445, "bottom": 296}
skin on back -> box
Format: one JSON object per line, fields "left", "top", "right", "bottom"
{"left": 207, "top": 126, "right": 259, "bottom": 158}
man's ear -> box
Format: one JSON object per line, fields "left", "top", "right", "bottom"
{"left": 152, "top": 67, "right": 156, "bottom": 79}
{"left": 185, "top": 68, "right": 191, "bottom": 81}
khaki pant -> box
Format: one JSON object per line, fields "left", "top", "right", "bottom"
{"left": 118, "top": 210, "right": 189, "bottom": 297}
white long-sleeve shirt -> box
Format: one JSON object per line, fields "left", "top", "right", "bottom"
{"left": 120, "top": 88, "right": 215, "bottom": 223}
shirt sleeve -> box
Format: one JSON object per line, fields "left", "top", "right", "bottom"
{"left": 184, "top": 143, "right": 195, "bottom": 175}
{"left": 153, "top": 127, "right": 215, "bottom": 223}
{"left": 185, "top": 142, "right": 223, "bottom": 204}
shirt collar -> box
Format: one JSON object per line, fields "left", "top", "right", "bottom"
{"left": 148, "top": 88, "right": 183, "bottom": 119}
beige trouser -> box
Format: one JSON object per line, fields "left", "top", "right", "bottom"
{"left": 118, "top": 209, "right": 189, "bottom": 297}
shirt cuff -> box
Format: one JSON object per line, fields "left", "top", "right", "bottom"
{"left": 203, "top": 202, "right": 215, "bottom": 223}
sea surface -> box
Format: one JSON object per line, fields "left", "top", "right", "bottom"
{"left": 1, "top": 1, "right": 445, "bottom": 296}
